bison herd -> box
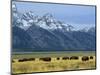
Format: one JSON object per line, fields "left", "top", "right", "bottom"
{"left": 18, "top": 58, "right": 35, "bottom": 62}
{"left": 12, "top": 56, "right": 94, "bottom": 63}
{"left": 40, "top": 57, "right": 51, "bottom": 62}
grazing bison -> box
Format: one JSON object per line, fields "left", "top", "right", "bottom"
{"left": 82, "top": 56, "right": 89, "bottom": 61}
{"left": 18, "top": 58, "right": 28, "bottom": 62}
{"left": 57, "top": 57, "right": 60, "bottom": 60}
{"left": 39, "top": 57, "right": 51, "bottom": 62}
{"left": 90, "top": 56, "right": 93, "bottom": 59}
{"left": 18, "top": 59, "right": 23, "bottom": 62}
{"left": 62, "top": 57, "right": 69, "bottom": 60}
{"left": 18, "top": 58, "right": 35, "bottom": 62}
{"left": 70, "top": 56, "right": 79, "bottom": 60}
{"left": 28, "top": 58, "right": 35, "bottom": 61}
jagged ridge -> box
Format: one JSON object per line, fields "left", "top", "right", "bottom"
{"left": 12, "top": 3, "right": 96, "bottom": 52}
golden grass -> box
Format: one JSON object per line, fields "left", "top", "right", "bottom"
{"left": 12, "top": 56, "right": 96, "bottom": 74}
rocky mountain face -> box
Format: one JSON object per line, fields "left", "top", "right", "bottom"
{"left": 12, "top": 3, "right": 96, "bottom": 52}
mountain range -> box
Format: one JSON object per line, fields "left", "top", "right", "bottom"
{"left": 12, "top": 3, "right": 96, "bottom": 52}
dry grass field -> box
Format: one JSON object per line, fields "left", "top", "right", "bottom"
{"left": 12, "top": 51, "right": 96, "bottom": 74}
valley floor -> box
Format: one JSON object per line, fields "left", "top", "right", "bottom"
{"left": 12, "top": 51, "right": 96, "bottom": 74}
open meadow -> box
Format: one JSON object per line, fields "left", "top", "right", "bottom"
{"left": 12, "top": 51, "right": 96, "bottom": 74}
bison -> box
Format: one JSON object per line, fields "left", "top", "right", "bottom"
{"left": 18, "top": 59, "right": 24, "bottom": 62}
{"left": 70, "top": 56, "right": 79, "bottom": 60}
{"left": 57, "top": 57, "right": 60, "bottom": 60}
{"left": 18, "top": 58, "right": 35, "bottom": 62}
{"left": 39, "top": 57, "right": 51, "bottom": 62}
{"left": 82, "top": 56, "right": 89, "bottom": 61}
{"left": 62, "top": 57, "right": 69, "bottom": 60}
{"left": 18, "top": 58, "right": 28, "bottom": 62}
{"left": 90, "top": 56, "right": 93, "bottom": 59}
{"left": 28, "top": 58, "right": 35, "bottom": 61}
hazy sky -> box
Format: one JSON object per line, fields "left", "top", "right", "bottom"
{"left": 13, "top": 1, "right": 96, "bottom": 30}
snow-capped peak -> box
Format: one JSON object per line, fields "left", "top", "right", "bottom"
{"left": 12, "top": 4, "right": 73, "bottom": 31}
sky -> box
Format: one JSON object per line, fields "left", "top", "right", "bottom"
{"left": 13, "top": 1, "right": 96, "bottom": 30}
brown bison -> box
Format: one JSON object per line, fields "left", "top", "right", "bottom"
{"left": 82, "top": 56, "right": 89, "bottom": 61}
{"left": 70, "top": 56, "right": 79, "bottom": 60}
{"left": 18, "top": 58, "right": 35, "bottom": 62}
{"left": 62, "top": 57, "right": 69, "bottom": 60}
{"left": 57, "top": 57, "right": 60, "bottom": 60}
{"left": 39, "top": 57, "right": 51, "bottom": 62}
{"left": 18, "top": 58, "right": 28, "bottom": 62}
{"left": 90, "top": 56, "right": 93, "bottom": 59}
{"left": 28, "top": 58, "right": 35, "bottom": 61}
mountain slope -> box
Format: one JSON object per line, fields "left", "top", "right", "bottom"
{"left": 13, "top": 25, "right": 96, "bottom": 51}
{"left": 12, "top": 26, "right": 40, "bottom": 52}
{"left": 12, "top": 4, "right": 96, "bottom": 52}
